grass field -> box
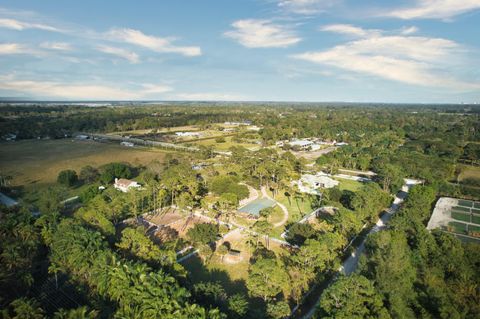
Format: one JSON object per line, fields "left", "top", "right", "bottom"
{"left": 190, "top": 136, "right": 260, "bottom": 151}
{"left": 273, "top": 190, "right": 313, "bottom": 223}
{"left": 458, "top": 164, "right": 480, "bottom": 182}
{"left": 334, "top": 178, "right": 363, "bottom": 192}
{"left": 0, "top": 139, "right": 172, "bottom": 186}
{"left": 111, "top": 125, "right": 200, "bottom": 135}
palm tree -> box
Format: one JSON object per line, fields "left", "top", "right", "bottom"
{"left": 284, "top": 188, "right": 292, "bottom": 206}
{"left": 245, "top": 230, "right": 259, "bottom": 253}
{"left": 10, "top": 298, "right": 44, "bottom": 319}
{"left": 48, "top": 263, "right": 61, "bottom": 289}
{"left": 253, "top": 220, "right": 273, "bottom": 248}
{"left": 53, "top": 307, "right": 97, "bottom": 319}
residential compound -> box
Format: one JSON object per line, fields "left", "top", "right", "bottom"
{"left": 277, "top": 138, "right": 349, "bottom": 151}
{"left": 114, "top": 178, "right": 141, "bottom": 193}
{"left": 293, "top": 173, "right": 340, "bottom": 195}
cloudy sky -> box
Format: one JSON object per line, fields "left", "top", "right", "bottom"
{"left": 0, "top": 0, "right": 479, "bottom": 103}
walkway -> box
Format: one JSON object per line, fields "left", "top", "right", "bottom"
{"left": 261, "top": 186, "right": 289, "bottom": 227}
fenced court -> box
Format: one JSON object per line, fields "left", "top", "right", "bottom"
{"left": 238, "top": 198, "right": 276, "bottom": 216}
{"left": 428, "top": 197, "right": 480, "bottom": 243}
{"left": 447, "top": 199, "right": 480, "bottom": 239}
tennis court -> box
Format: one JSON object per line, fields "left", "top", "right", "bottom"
{"left": 428, "top": 197, "right": 480, "bottom": 243}
{"left": 238, "top": 198, "right": 276, "bottom": 216}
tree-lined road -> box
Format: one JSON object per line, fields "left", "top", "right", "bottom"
{"left": 301, "top": 178, "right": 422, "bottom": 319}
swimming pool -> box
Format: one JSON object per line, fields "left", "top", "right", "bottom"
{"left": 238, "top": 197, "right": 276, "bottom": 216}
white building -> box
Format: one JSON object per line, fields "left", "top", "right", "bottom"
{"left": 289, "top": 139, "right": 314, "bottom": 149}
{"left": 175, "top": 132, "right": 200, "bottom": 137}
{"left": 224, "top": 121, "right": 252, "bottom": 126}
{"left": 120, "top": 141, "right": 134, "bottom": 147}
{"left": 246, "top": 125, "right": 261, "bottom": 131}
{"left": 294, "top": 173, "right": 339, "bottom": 195}
{"left": 114, "top": 178, "right": 141, "bottom": 193}
{"left": 2, "top": 133, "right": 17, "bottom": 141}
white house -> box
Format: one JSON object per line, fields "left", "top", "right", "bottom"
{"left": 114, "top": 178, "right": 141, "bottom": 193}
{"left": 294, "top": 173, "right": 339, "bottom": 195}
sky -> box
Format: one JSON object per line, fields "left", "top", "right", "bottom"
{"left": 0, "top": 0, "right": 479, "bottom": 103}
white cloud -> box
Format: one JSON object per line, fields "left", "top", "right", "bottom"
{"left": 320, "top": 24, "right": 378, "bottom": 37}
{"left": 277, "top": 0, "right": 340, "bottom": 14}
{"left": 97, "top": 45, "right": 139, "bottom": 63}
{"left": 0, "top": 75, "right": 174, "bottom": 100}
{"left": 0, "top": 18, "right": 59, "bottom": 32}
{"left": 387, "top": 0, "right": 480, "bottom": 19}
{"left": 40, "top": 42, "right": 72, "bottom": 51}
{"left": 0, "top": 79, "right": 139, "bottom": 100}
{"left": 401, "top": 26, "right": 419, "bottom": 35}
{"left": 141, "top": 83, "right": 173, "bottom": 94}
{"left": 0, "top": 43, "right": 28, "bottom": 55}
{"left": 172, "top": 92, "right": 246, "bottom": 101}
{"left": 106, "top": 28, "right": 201, "bottom": 57}
{"left": 224, "top": 19, "right": 301, "bottom": 48}
{"left": 293, "top": 26, "right": 479, "bottom": 91}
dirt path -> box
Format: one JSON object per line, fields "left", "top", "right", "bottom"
{"left": 261, "top": 186, "right": 289, "bottom": 228}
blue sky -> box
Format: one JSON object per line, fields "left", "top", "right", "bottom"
{"left": 0, "top": 0, "right": 479, "bottom": 103}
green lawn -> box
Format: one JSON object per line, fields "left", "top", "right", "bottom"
{"left": 272, "top": 190, "right": 313, "bottom": 223}
{"left": 231, "top": 215, "right": 255, "bottom": 228}
{"left": 268, "top": 206, "right": 285, "bottom": 225}
{"left": 458, "top": 164, "right": 480, "bottom": 182}
{"left": 334, "top": 178, "right": 363, "bottom": 192}
{"left": 182, "top": 255, "right": 250, "bottom": 295}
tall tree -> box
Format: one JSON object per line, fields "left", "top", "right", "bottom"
{"left": 317, "top": 275, "right": 390, "bottom": 319}
{"left": 246, "top": 257, "right": 288, "bottom": 302}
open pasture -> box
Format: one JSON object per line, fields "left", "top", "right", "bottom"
{"left": 0, "top": 139, "right": 170, "bottom": 186}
